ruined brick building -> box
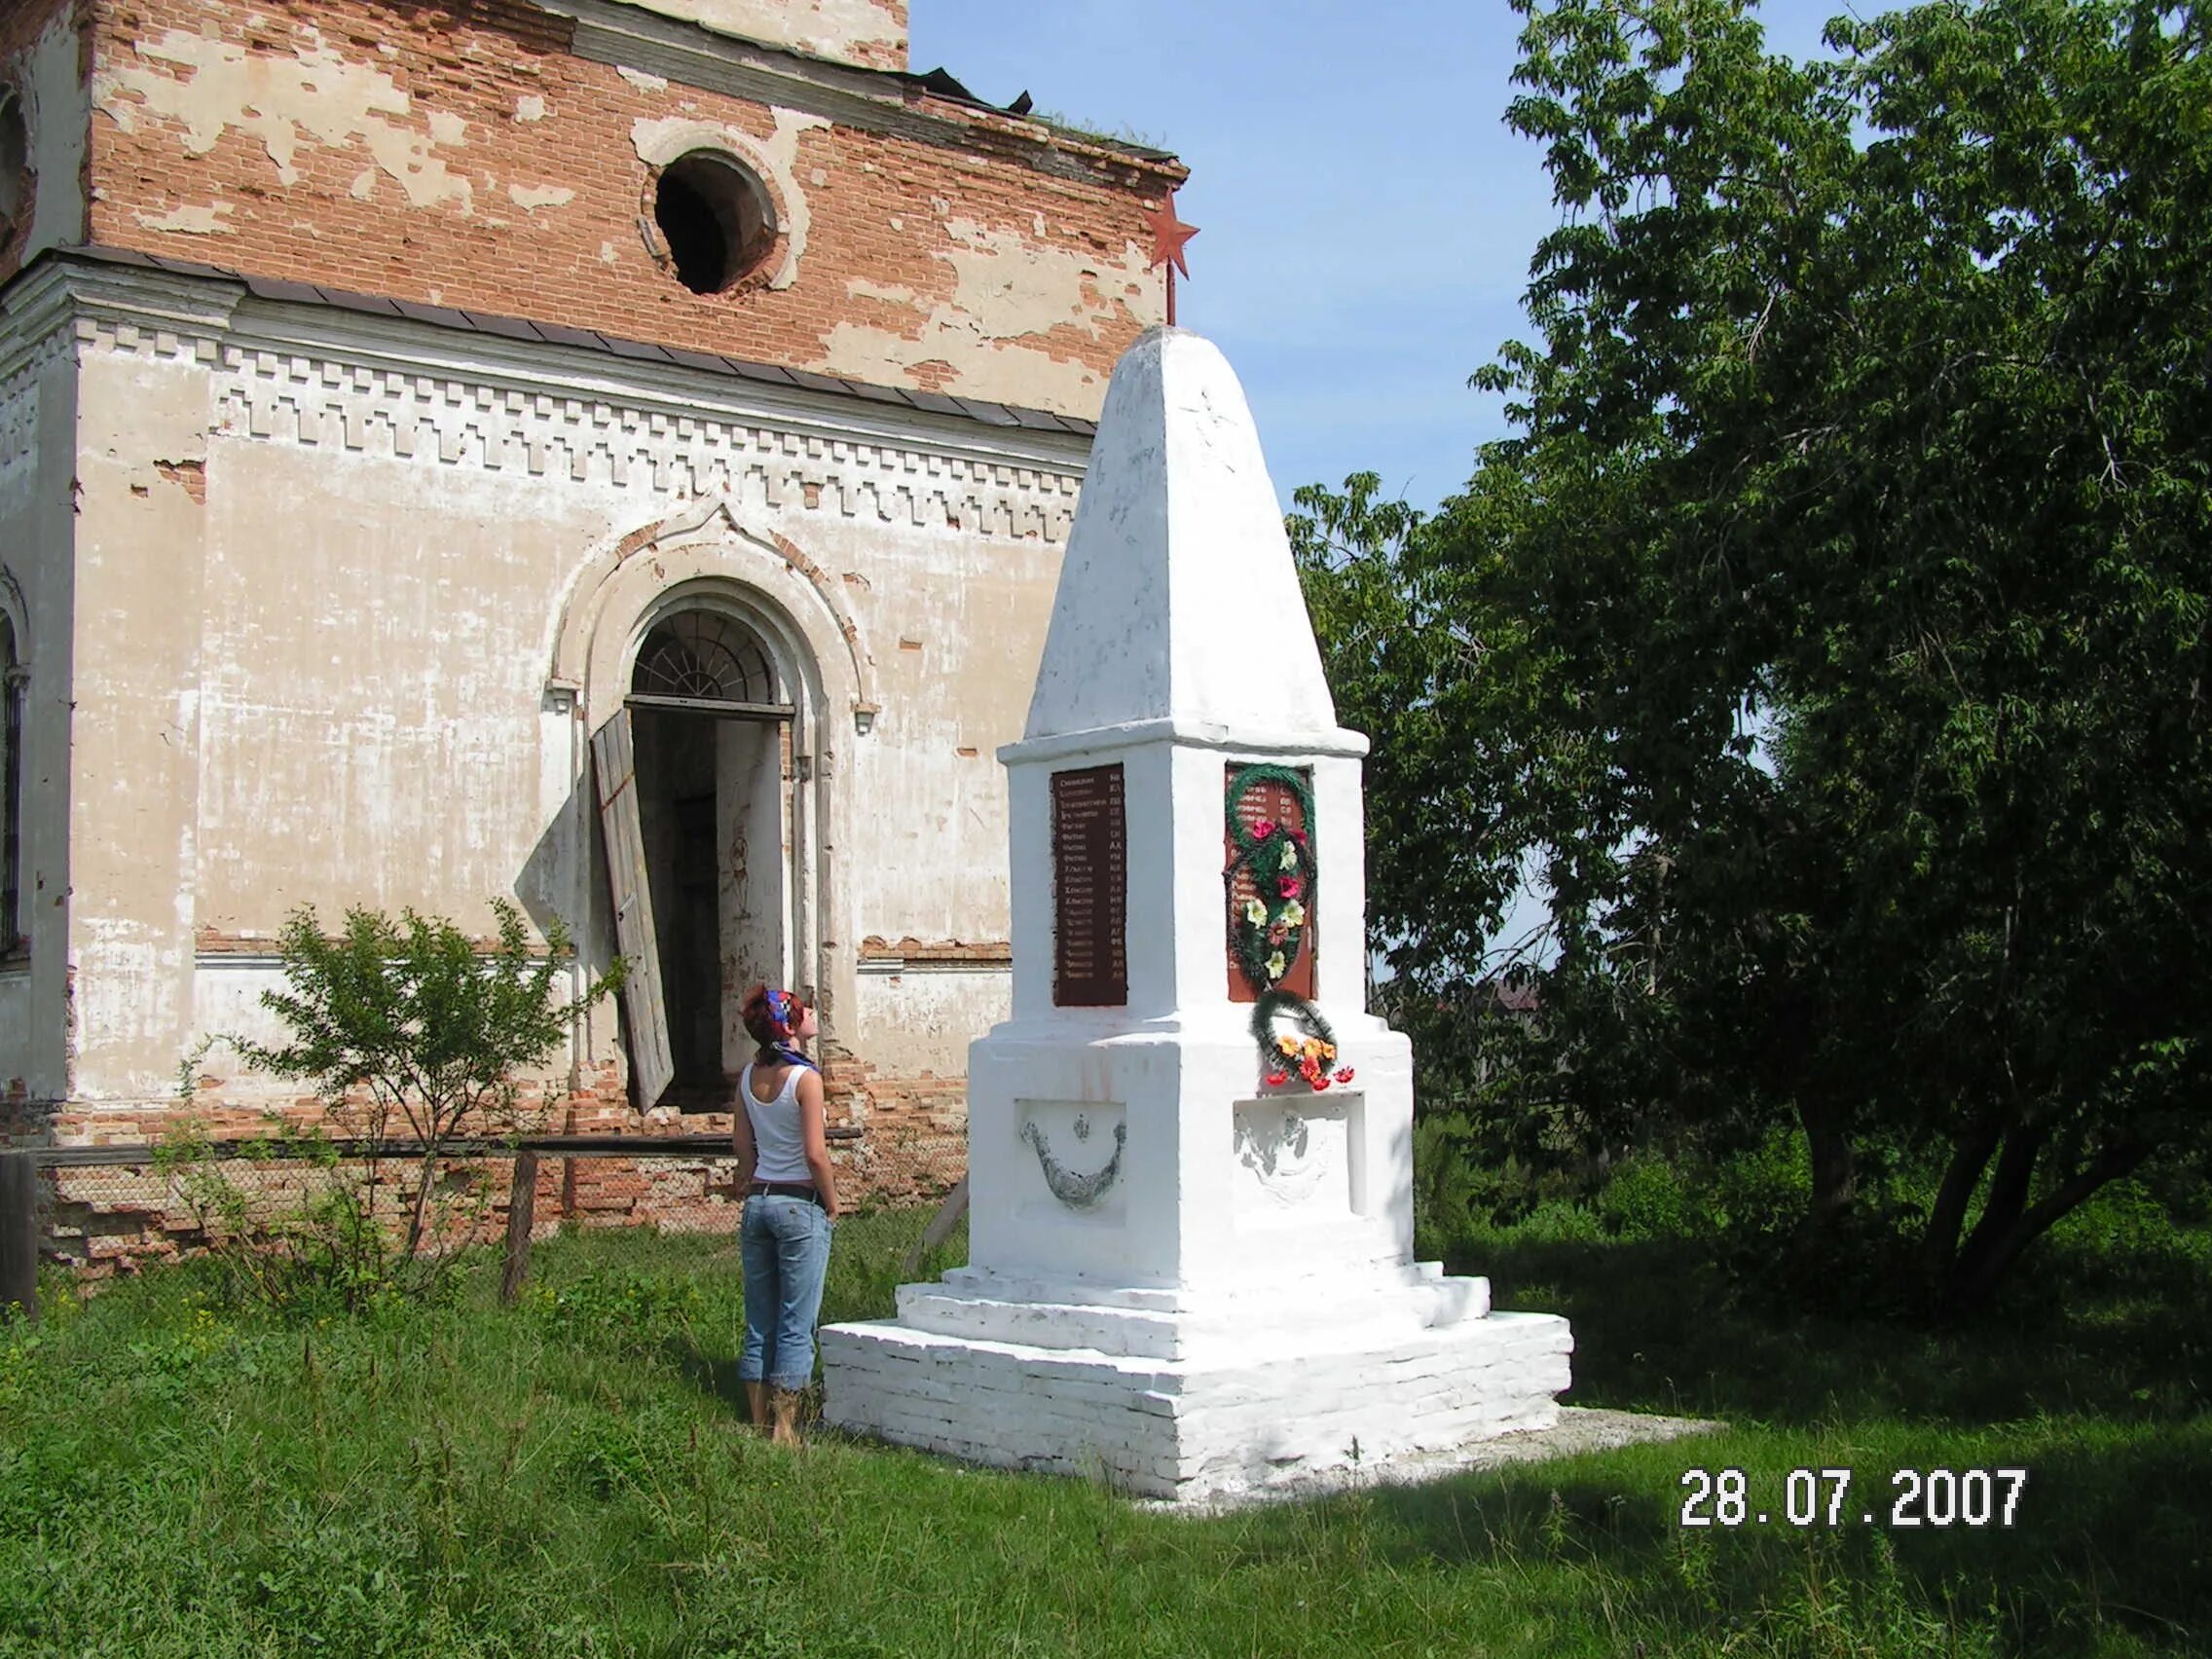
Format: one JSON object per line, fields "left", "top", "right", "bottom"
{"left": 0, "top": 0, "right": 1184, "bottom": 1202}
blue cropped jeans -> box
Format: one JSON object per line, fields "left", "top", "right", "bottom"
{"left": 737, "top": 1194, "right": 833, "bottom": 1389}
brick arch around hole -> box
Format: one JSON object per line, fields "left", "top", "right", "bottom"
{"left": 630, "top": 120, "right": 807, "bottom": 295}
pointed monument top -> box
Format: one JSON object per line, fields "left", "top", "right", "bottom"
{"left": 1018, "top": 328, "right": 1356, "bottom": 756}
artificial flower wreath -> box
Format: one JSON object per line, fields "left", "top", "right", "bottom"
{"left": 1225, "top": 764, "right": 1355, "bottom": 1092}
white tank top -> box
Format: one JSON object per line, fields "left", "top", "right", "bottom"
{"left": 740, "top": 1061, "right": 813, "bottom": 1184}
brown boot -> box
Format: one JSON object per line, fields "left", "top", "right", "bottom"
{"left": 770, "top": 1386, "right": 803, "bottom": 1447}
{"left": 746, "top": 1381, "right": 771, "bottom": 1434}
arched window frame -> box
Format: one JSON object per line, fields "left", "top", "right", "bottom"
{"left": 629, "top": 608, "right": 784, "bottom": 710}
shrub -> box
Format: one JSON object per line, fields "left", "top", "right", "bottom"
{"left": 176, "top": 901, "right": 619, "bottom": 1311}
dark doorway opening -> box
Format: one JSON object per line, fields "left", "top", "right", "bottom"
{"left": 634, "top": 709, "right": 722, "bottom": 1104}
{"left": 615, "top": 609, "right": 794, "bottom": 1113}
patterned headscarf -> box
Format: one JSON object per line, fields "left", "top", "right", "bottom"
{"left": 744, "top": 984, "right": 818, "bottom": 1072}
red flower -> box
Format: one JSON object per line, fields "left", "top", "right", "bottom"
{"left": 1288, "top": 827, "right": 1309, "bottom": 845}
{"left": 1312, "top": 1074, "right": 1333, "bottom": 1091}
{"left": 1278, "top": 877, "right": 1303, "bottom": 899}
{"left": 1252, "top": 817, "right": 1276, "bottom": 839}
{"left": 1334, "top": 1067, "right": 1355, "bottom": 1084}
{"left": 1265, "top": 1070, "right": 1288, "bottom": 1087}
{"left": 1267, "top": 925, "right": 1288, "bottom": 946}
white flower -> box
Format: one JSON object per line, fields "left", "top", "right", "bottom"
{"left": 1279, "top": 843, "right": 1299, "bottom": 869}
{"left": 1279, "top": 900, "right": 1306, "bottom": 928}
{"left": 1265, "top": 951, "right": 1287, "bottom": 979}
{"left": 1244, "top": 898, "right": 1269, "bottom": 927}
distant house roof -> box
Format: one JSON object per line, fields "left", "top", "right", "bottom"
{"left": 24, "top": 243, "right": 1101, "bottom": 438}
{"left": 1489, "top": 977, "right": 1542, "bottom": 1015}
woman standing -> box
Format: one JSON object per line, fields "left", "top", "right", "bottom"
{"left": 730, "top": 984, "right": 840, "bottom": 1444}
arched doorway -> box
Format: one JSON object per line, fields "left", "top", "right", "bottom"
{"left": 597, "top": 603, "right": 795, "bottom": 1111}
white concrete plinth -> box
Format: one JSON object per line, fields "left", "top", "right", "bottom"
{"left": 823, "top": 1269, "right": 1571, "bottom": 1502}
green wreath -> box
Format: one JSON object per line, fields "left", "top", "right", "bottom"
{"left": 1224, "top": 765, "right": 1353, "bottom": 1091}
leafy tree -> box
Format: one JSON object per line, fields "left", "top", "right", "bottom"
{"left": 232, "top": 901, "right": 621, "bottom": 1279}
{"left": 1298, "top": 0, "right": 2212, "bottom": 1311}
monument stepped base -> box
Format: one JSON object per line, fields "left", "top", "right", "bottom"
{"left": 821, "top": 1275, "right": 1572, "bottom": 1503}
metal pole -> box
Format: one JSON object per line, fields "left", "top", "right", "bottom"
{"left": 0, "top": 1152, "right": 39, "bottom": 1326}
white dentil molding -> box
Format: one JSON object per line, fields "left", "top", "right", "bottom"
{"left": 29, "top": 262, "right": 1094, "bottom": 542}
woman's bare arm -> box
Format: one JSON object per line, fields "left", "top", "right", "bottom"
{"left": 798, "top": 1069, "right": 839, "bottom": 1220}
{"left": 731, "top": 1087, "right": 757, "bottom": 1184}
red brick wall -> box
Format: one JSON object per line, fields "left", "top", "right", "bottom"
{"left": 71, "top": 0, "right": 1182, "bottom": 408}
{"left": 31, "top": 1045, "right": 970, "bottom": 1270}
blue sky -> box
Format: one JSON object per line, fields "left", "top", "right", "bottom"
{"left": 913, "top": 0, "right": 1854, "bottom": 516}
{"left": 915, "top": 2, "right": 1852, "bottom": 977}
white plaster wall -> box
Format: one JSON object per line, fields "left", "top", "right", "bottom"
{"left": 16, "top": 4, "right": 91, "bottom": 263}
{"left": 0, "top": 302, "right": 76, "bottom": 1105}
{"left": 68, "top": 336, "right": 210, "bottom": 1104}
{"left": 188, "top": 958, "right": 572, "bottom": 1109}
{"left": 608, "top": 0, "right": 906, "bottom": 70}
{"left": 853, "top": 965, "right": 1009, "bottom": 1078}
{"left": 57, "top": 270, "right": 1089, "bottom": 1107}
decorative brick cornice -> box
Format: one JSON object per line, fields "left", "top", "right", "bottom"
{"left": 52, "top": 260, "right": 1091, "bottom": 545}
{"left": 0, "top": 261, "right": 95, "bottom": 489}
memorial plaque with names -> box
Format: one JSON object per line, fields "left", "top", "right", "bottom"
{"left": 1051, "top": 764, "right": 1127, "bottom": 1007}
{"left": 1226, "top": 763, "right": 1316, "bottom": 1002}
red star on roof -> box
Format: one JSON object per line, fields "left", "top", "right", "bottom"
{"left": 1144, "top": 194, "right": 1198, "bottom": 279}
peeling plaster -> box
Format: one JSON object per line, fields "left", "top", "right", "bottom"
{"left": 630, "top": 109, "right": 828, "bottom": 291}
{"left": 846, "top": 276, "right": 916, "bottom": 306}
{"left": 820, "top": 219, "right": 1164, "bottom": 412}
{"left": 17, "top": 8, "right": 91, "bottom": 255}
{"left": 92, "top": 27, "right": 478, "bottom": 208}
{"left": 515, "top": 95, "right": 547, "bottom": 123}
{"left": 134, "top": 202, "right": 235, "bottom": 234}
{"left": 617, "top": 66, "right": 670, "bottom": 93}
{"left": 507, "top": 183, "right": 574, "bottom": 211}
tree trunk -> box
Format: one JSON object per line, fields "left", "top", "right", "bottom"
{"left": 1941, "top": 1126, "right": 2043, "bottom": 1316}
{"left": 1791, "top": 1098, "right": 1857, "bottom": 1254}
{"left": 1942, "top": 1140, "right": 2150, "bottom": 1314}
{"left": 1921, "top": 1121, "right": 2001, "bottom": 1290}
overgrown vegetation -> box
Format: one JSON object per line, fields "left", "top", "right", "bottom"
{"left": 165, "top": 901, "right": 618, "bottom": 1310}
{"left": 1, "top": 1185, "right": 2203, "bottom": 1657}
{"left": 1294, "top": 0, "right": 2212, "bottom": 1313}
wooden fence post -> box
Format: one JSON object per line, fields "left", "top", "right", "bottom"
{"left": 898, "top": 1175, "right": 969, "bottom": 1280}
{"left": 500, "top": 1150, "right": 538, "bottom": 1306}
{"left": 0, "top": 1152, "right": 39, "bottom": 1326}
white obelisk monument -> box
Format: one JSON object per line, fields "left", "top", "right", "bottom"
{"left": 821, "top": 327, "right": 1570, "bottom": 1502}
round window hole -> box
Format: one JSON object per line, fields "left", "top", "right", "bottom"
{"left": 0, "top": 91, "right": 26, "bottom": 232}
{"left": 653, "top": 151, "right": 776, "bottom": 295}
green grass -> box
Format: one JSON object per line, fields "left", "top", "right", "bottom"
{"left": 0, "top": 1196, "right": 2204, "bottom": 1657}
